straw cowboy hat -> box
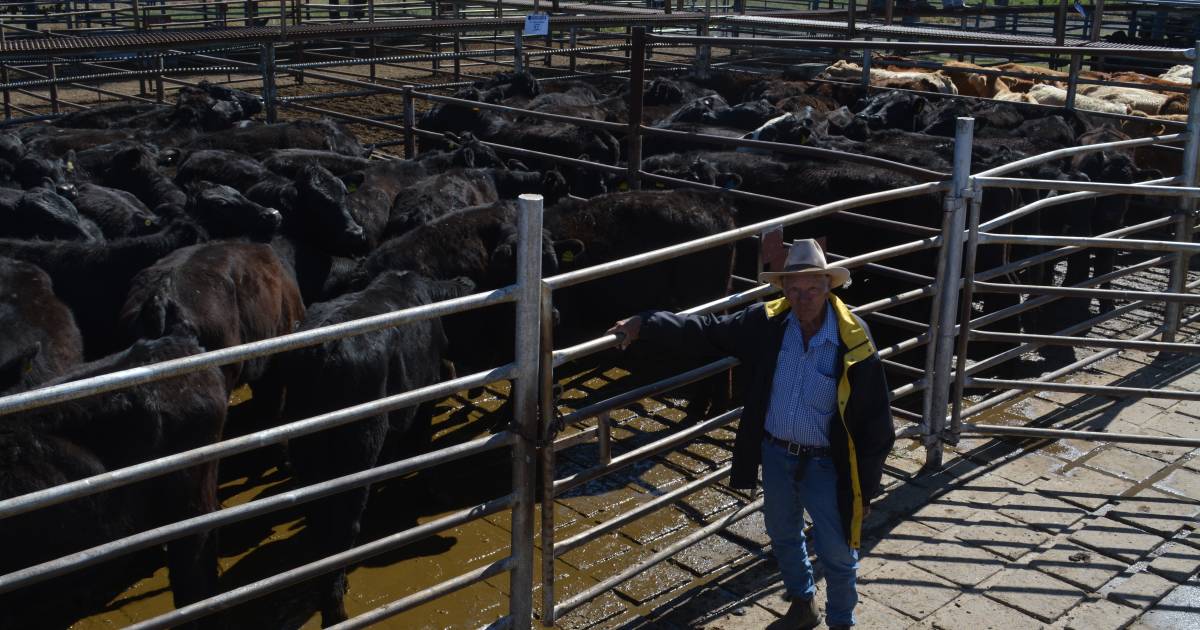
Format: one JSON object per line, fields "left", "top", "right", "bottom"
{"left": 759, "top": 238, "right": 850, "bottom": 288}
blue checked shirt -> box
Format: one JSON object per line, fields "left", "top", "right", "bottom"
{"left": 764, "top": 303, "right": 840, "bottom": 447}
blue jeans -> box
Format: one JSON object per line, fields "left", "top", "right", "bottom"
{"left": 761, "top": 439, "right": 859, "bottom": 626}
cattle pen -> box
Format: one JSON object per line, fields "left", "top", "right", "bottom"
{"left": 1, "top": 2, "right": 1199, "bottom": 628}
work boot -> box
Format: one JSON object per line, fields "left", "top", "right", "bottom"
{"left": 781, "top": 595, "right": 819, "bottom": 629}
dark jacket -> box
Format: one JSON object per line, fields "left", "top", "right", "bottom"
{"left": 640, "top": 293, "right": 894, "bottom": 548}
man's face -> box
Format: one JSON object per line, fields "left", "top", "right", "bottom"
{"left": 781, "top": 274, "right": 831, "bottom": 326}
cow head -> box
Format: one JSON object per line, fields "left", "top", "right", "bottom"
{"left": 293, "top": 164, "right": 368, "bottom": 256}
{"left": 747, "top": 110, "right": 815, "bottom": 146}
{"left": 855, "top": 90, "right": 928, "bottom": 131}
{"left": 14, "top": 188, "right": 102, "bottom": 242}
{"left": 663, "top": 95, "right": 730, "bottom": 125}
{"left": 187, "top": 181, "right": 282, "bottom": 241}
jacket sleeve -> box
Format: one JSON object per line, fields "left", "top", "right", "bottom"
{"left": 637, "top": 305, "right": 759, "bottom": 362}
{"left": 851, "top": 353, "right": 895, "bottom": 502}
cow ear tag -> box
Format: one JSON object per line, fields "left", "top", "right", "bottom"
{"left": 347, "top": 183, "right": 358, "bottom": 193}
{"left": 66, "top": 161, "right": 74, "bottom": 173}
{"left": 145, "top": 218, "right": 153, "bottom": 226}
{"left": 22, "top": 360, "right": 33, "bottom": 374}
{"left": 618, "top": 181, "right": 629, "bottom": 192}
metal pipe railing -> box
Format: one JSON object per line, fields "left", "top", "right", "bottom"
{"left": 0, "top": 363, "right": 514, "bottom": 520}
{"left": 0, "top": 432, "right": 514, "bottom": 594}
{"left": 0, "top": 286, "right": 514, "bottom": 418}
{"left": 126, "top": 495, "right": 514, "bottom": 630}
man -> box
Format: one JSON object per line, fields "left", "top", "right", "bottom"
{"left": 607, "top": 239, "right": 894, "bottom": 629}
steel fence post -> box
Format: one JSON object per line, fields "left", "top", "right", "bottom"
{"left": 402, "top": 85, "right": 416, "bottom": 159}
{"left": 515, "top": 28, "right": 524, "bottom": 74}
{"left": 538, "top": 283, "right": 556, "bottom": 627}
{"left": 155, "top": 54, "right": 164, "bottom": 103}
{"left": 861, "top": 47, "right": 871, "bottom": 88}
{"left": 921, "top": 117, "right": 974, "bottom": 472}
{"left": 568, "top": 26, "right": 577, "bottom": 73}
{"left": 1164, "top": 42, "right": 1200, "bottom": 342}
{"left": 1065, "top": 53, "right": 1081, "bottom": 112}
{"left": 509, "top": 193, "right": 544, "bottom": 630}
{"left": 47, "top": 63, "right": 60, "bottom": 115}
{"left": 627, "top": 27, "right": 646, "bottom": 191}
{"left": 260, "top": 42, "right": 277, "bottom": 123}
{"left": 949, "top": 178, "right": 981, "bottom": 442}
{"left": 1, "top": 63, "right": 11, "bottom": 121}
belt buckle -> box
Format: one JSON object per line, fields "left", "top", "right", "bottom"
{"left": 787, "top": 441, "right": 801, "bottom": 456}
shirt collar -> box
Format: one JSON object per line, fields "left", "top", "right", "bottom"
{"left": 788, "top": 302, "right": 838, "bottom": 347}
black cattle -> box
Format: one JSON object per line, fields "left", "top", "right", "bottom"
{"left": 546, "top": 190, "right": 738, "bottom": 340}
{"left": 247, "top": 163, "right": 367, "bottom": 256}
{"left": 384, "top": 167, "right": 568, "bottom": 238}
{"left": 520, "top": 86, "right": 613, "bottom": 122}
{"left": 120, "top": 242, "right": 305, "bottom": 394}
{"left": 412, "top": 132, "right": 509, "bottom": 171}
{"left": 69, "top": 183, "right": 162, "bottom": 239}
{"left": 642, "top": 153, "right": 742, "bottom": 190}
{"left": 180, "top": 119, "right": 366, "bottom": 158}
{"left": 417, "top": 102, "right": 621, "bottom": 172}
{"left": 1068, "top": 127, "right": 1163, "bottom": 315}
{"left": 269, "top": 236, "right": 362, "bottom": 306}
{"left": 854, "top": 90, "right": 930, "bottom": 132}
{"left": 0, "top": 187, "right": 103, "bottom": 242}
{"left": 0, "top": 220, "right": 205, "bottom": 358}
{"left": 352, "top": 201, "right": 576, "bottom": 368}
{"left": 20, "top": 128, "right": 133, "bottom": 159}
{"left": 52, "top": 102, "right": 166, "bottom": 130}
{"left": 184, "top": 181, "right": 283, "bottom": 241}
{"left": 174, "top": 149, "right": 271, "bottom": 191}
{"left": 52, "top": 81, "right": 259, "bottom": 136}
{"left": 0, "top": 333, "right": 226, "bottom": 627}
{"left": 474, "top": 69, "right": 541, "bottom": 104}
{"left": 659, "top": 94, "right": 731, "bottom": 126}
{"left": 88, "top": 142, "right": 188, "bottom": 210}
{"left": 642, "top": 76, "right": 717, "bottom": 107}
{"left": 273, "top": 271, "right": 473, "bottom": 626}
{"left": 0, "top": 257, "right": 83, "bottom": 393}
{"left": 0, "top": 132, "right": 24, "bottom": 163}
{"left": 13, "top": 153, "right": 72, "bottom": 191}
{"left": 343, "top": 159, "right": 431, "bottom": 249}
{"left": 260, "top": 148, "right": 372, "bottom": 178}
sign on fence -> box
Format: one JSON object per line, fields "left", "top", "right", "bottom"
{"left": 524, "top": 13, "right": 549, "bottom": 36}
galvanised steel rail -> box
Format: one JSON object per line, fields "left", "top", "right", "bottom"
{"left": 0, "top": 431, "right": 515, "bottom": 593}
{"left": 0, "top": 284, "right": 514, "bottom": 419}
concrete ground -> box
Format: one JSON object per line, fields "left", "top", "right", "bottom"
{"left": 554, "top": 312, "right": 1200, "bottom": 629}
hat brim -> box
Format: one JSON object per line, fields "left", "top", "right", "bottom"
{"left": 759, "top": 266, "right": 850, "bottom": 288}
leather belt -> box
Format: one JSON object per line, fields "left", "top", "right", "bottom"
{"left": 766, "top": 434, "right": 831, "bottom": 458}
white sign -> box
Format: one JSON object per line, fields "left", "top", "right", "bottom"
{"left": 524, "top": 13, "right": 549, "bottom": 36}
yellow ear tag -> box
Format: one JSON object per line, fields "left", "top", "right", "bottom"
{"left": 23, "top": 360, "right": 33, "bottom": 374}
{"left": 228, "top": 383, "right": 254, "bottom": 406}
{"left": 144, "top": 218, "right": 153, "bottom": 226}
{"left": 655, "top": 182, "right": 665, "bottom": 189}
{"left": 66, "top": 161, "right": 74, "bottom": 173}
{"left": 561, "top": 250, "right": 574, "bottom": 263}
{"left": 617, "top": 181, "right": 629, "bottom": 192}
{"left": 347, "top": 184, "right": 358, "bottom": 193}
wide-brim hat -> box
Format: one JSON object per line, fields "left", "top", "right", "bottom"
{"left": 759, "top": 238, "right": 850, "bottom": 288}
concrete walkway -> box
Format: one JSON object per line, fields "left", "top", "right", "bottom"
{"left": 555, "top": 319, "right": 1200, "bottom": 629}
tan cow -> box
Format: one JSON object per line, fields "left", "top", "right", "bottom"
{"left": 821, "top": 60, "right": 959, "bottom": 94}
{"left": 1027, "top": 84, "right": 1133, "bottom": 115}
